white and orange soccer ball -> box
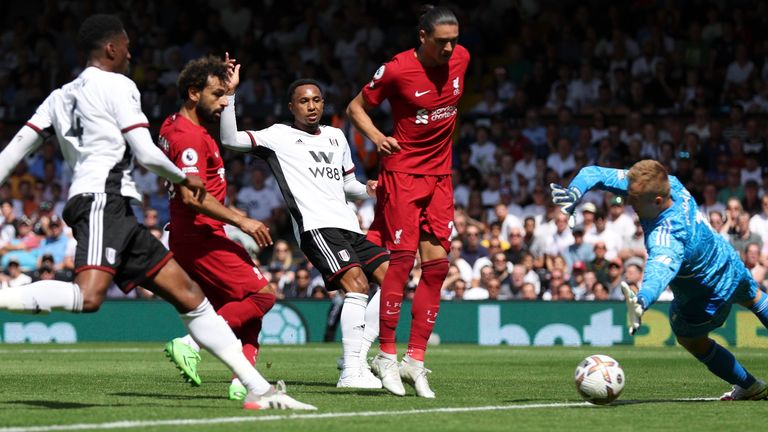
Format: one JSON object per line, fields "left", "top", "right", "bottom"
{"left": 574, "top": 354, "right": 625, "bottom": 405}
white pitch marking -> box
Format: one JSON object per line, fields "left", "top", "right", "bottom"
{"left": 0, "top": 403, "right": 593, "bottom": 432}
{"left": 0, "top": 347, "right": 335, "bottom": 355}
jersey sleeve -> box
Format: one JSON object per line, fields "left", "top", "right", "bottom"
{"left": 250, "top": 126, "right": 280, "bottom": 151}
{"left": 167, "top": 130, "right": 209, "bottom": 178}
{"left": 568, "top": 166, "right": 630, "bottom": 197}
{"left": 637, "top": 223, "right": 684, "bottom": 308}
{"left": 26, "top": 90, "right": 56, "bottom": 134}
{"left": 340, "top": 132, "right": 356, "bottom": 175}
{"left": 361, "top": 58, "right": 398, "bottom": 107}
{"left": 110, "top": 77, "right": 149, "bottom": 132}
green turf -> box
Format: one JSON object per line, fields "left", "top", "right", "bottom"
{"left": 0, "top": 343, "right": 766, "bottom": 431}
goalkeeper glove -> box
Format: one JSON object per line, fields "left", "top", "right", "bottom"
{"left": 621, "top": 281, "right": 645, "bottom": 336}
{"left": 549, "top": 183, "right": 581, "bottom": 228}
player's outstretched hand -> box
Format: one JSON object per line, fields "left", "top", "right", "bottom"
{"left": 621, "top": 281, "right": 644, "bottom": 336}
{"left": 182, "top": 175, "right": 206, "bottom": 202}
{"left": 240, "top": 218, "right": 273, "bottom": 249}
{"left": 550, "top": 183, "right": 581, "bottom": 228}
{"left": 366, "top": 180, "right": 377, "bottom": 197}
{"left": 224, "top": 52, "right": 240, "bottom": 95}
{"left": 376, "top": 136, "right": 401, "bottom": 156}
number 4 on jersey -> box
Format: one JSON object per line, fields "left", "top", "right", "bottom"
{"left": 65, "top": 100, "right": 84, "bottom": 146}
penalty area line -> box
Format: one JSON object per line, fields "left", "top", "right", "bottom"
{"left": 0, "top": 402, "right": 592, "bottom": 432}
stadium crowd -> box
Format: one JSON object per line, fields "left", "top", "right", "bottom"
{"left": 2, "top": 0, "right": 768, "bottom": 302}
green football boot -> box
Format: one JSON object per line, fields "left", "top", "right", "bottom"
{"left": 228, "top": 381, "right": 248, "bottom": 401}
{"left": 164, "top": 338, "right": 201, "bottom": 386}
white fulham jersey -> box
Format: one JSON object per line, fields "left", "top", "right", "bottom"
{"left": 27, "top": 67, "right": 153, "bottom": 201}
{"left": 245, "top": 124, "right": 361, "bottom": 237}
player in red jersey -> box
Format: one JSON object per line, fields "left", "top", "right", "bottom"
{"left": 346, "top": 6, "right": 469, "bottom": 398}
{"left": 158, "top": 56, "right": 282, "bottom": 403}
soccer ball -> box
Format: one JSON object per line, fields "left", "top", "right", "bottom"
{"left": 574, "top": 354, "right": 625, "bottom": 405}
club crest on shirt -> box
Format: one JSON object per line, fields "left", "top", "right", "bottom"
{"left": 338, "top": 249, "right": 350, "bottom": 262}
{"left": 453, "top": 76, "right": 460, "bottom": 95}
{"left": 394, "top": 229, "right": 402, "bottom": 245}
{"left": 181, "top": 148, "right": 198, "bottom": 166}
{"left": 105, "top": 247, "right": 116, "bottom": 265}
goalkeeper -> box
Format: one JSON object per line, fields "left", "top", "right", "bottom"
{"left": 551, "top": 160, "right": 768, "bottom": 400}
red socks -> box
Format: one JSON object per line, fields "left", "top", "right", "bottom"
{"left": 379, "top": 253, "right": 448, "bottom": 361}
{"left": 217, "top": 291, "right": 274, "bottom": 375}
{"left": 378, "top": 250, "right": 416, "bottom": 354}
{"left": 407, "top": 258, "right": 448, "bottom": 360}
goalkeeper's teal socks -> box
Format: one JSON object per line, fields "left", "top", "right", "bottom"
{"left": 695, "top": 341, "right": 756, "bottom": 388}
{"left": 749, "top": 293, "right": 768, "bottom": 328}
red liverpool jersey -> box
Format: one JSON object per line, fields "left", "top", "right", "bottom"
{"left": 362, "top": 44, "right": 469, "bottom": 175}
{"left": 159, "top": 113, "right": 227, "bottom": 237}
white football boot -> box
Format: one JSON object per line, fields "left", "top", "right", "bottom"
{"left": 337, "top": 365, "right": 383, "bottom": 389}
{"left": 371, "top": 353, "right": 406, "bottom": 396}
{"left": 720, "top": 379, "right": 768, "bottom": 400}
{"left": 399, "top": 356, "right": 435, "bottom": 399}
{"left": 243, "top": 381, "right": 317, "bottom": 410}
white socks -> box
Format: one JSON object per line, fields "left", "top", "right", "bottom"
{"left": 359, "top": 289, "right": 380, "bottom": 366}
{"left": 181, "top": 298, "right": 271, "bottom": 395}
{"left": 341, "top": 292, "right": 368, "bottom": 374}
{"left": 0, "top": 281, "right": 82, "bottom": 313}
{"left": 180, "top": 334, "right": 200, "bottom": 352}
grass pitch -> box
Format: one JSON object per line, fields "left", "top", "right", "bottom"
{"left": 0, "top": 343, "right": 766, "bottom": 431}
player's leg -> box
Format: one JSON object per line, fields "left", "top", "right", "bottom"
{"left": 677, "top": 334, "right": 766, "bottom": 400}
{"left": 398, "top": 233, "right": 447, "bottom": 399}
{"left": 672, "top": 300, "right": 766, "bottom": 400}
{"left": 166, "top": 236, "right": 275, "bottom": 387}
{"left": 368, "top": 171, "right": 424, "bottom": 396}
{"left": 0, "top": 193, "right": 118, "bottom": 314}
{"left": 359, "top": 260, "right": 388, "bottom": 370}
{"left": 146, "top": 259, "right": 314, "bottom": 409}
{"left": 399, "top": 175, "right": 452, "bottom": 398}
{"left": 334, "top": 266, "right": 382, "bottom": 388}
{"left": 301, "top": 228, "right": 381, "bottom": 388}
{"left": 740, "top": 288, "right": 768, "bottom": 328}
{"left": 228, "top": 315, "right": 267, "bottom": 401}
{"left": 0, "top": 269, "right": 104, "bottom": 313}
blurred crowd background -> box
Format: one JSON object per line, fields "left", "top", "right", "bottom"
{"left": 2, "top": 0, "right": 768, "bottom": 304}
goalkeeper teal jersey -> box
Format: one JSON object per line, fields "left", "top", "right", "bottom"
{"left": 569, "top": 166, "right": 754, "bottom": 314}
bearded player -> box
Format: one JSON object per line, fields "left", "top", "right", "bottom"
{"left": 160, "top": 56, "right": 279, "bottom": 402}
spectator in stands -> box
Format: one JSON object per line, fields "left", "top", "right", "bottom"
{"left": 743, "top": 242, "right": 767, "bottom": 291}
{"left": 547, "top": 137, "right": 576, "bottom": 179}
{"left": 0, "top": 216, "right": 39, "bottom": 271}
{"left": 0, "top": 259, "right": 32, "bottom": 289}
{"left": 590, "top": 281, "right": 610, "bottom": 301}
{"left": 35, "top": 216, "right": 68, "bottom": 270}
{"left": 461, "top": 225, "right": 487, "bottom": 267}
{"left": 563, "top": 224, "right": 593, "bottom": 271}
{"left": 743, "top": 179, "right": 762, "bottom": 216}
{"left": 464, "top": 265, "right": 492, "bottom": 301}
{"left": 730, "top": 211, "right": 763, "bottom": 255}
{"left": 0, "top": 200, "right": 18, "bottom": 250}
{"left": 441, "top": 265, "right": 464, "bottom": 301}
{"left": 589, "top": 241, "right": 610, "bottom": 285}
{"left": 606, "top": 256, "right": 626, "bottom": 300}
{"left": 237, "top": 168, "right": 283, "bottom": 231}
{"left": 283, "top": 267, "right": 312, "bottom": 299}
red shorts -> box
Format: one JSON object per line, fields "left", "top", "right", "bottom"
{"left": 367, "top": 170, "right": 454, "bottom": 252}
{"left": 170, "top": 233, "right": 268, "bottom": 309}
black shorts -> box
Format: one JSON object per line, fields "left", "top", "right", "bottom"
{"left": 63, "top": 193, "right": 172, "bottom": 292}
{"left": 300, "top": 228, "right": 389, "bottom": 290}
